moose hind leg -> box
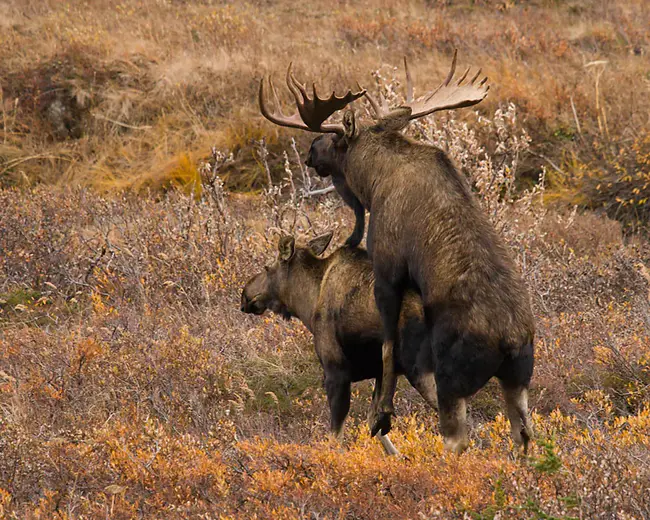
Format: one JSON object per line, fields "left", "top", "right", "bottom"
{"left": 501, "top": 383, "right": 533, "bottom": 454}
{"left": 438, "top": 393, "right": 469, "bottom": 454}
{"left": 496, "top": 341, "right": 534, "bottom": 454}
{"left": 324, "top": 369, "right": 351, "bottom": 442}
{"left": 368, "top": 378, "right": 400, "bottom": 456}
{"left": 372, "top": 276, "right": 405, "bottom": 437}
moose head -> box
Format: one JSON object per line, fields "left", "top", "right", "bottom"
{"left": 240, "top": 232, "right": 334, "bottom": 322}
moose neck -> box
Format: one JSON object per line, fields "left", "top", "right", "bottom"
{"left": 343, "top": 131, "right": 412, "bottom": 209}
{"left": 282, "top": 252, "right": 329, "bottom": 333}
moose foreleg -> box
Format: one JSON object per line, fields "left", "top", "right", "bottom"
{"left": 324, "top": 366, "right": 351, "bottom": 442}
{"left": 332, "top": 177, "right": 365, "bottom": 248}
{"left": 369, "top": 378, "right": 399, "bottom": 456}
{"left": 371, "top": 277, "right": 405, "bottom": 437}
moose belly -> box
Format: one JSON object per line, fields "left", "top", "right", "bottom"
{"left": 339, "top": 332, "right": 417, "bottom": 382}
{"left": 339, "top": 333, "right": 384, "bottom": 382}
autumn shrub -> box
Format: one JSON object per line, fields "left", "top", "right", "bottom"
{"left": 564, "top": 131, "right": 650, "bottom": 232}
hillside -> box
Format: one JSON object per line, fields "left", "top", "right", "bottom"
{"left": 1, "top": 0, "right": 649, "bottom": 221}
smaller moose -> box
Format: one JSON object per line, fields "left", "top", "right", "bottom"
{"left": 240, "top": 234, "right": 533, "bottom": 454}
{"left": 241, "top": 233, "right": 437, "bottom": 455}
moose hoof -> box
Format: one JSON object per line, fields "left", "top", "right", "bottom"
{"left": 370, "top": 412, "right": 393, "bottom": 438}
{"left": 443, "top": 435, "right": 469, "bottom": 455}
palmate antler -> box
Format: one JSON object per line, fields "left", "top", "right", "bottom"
{"left": 259, "top": 64, "right": 366, "bottom": 135}
{"left": 365, "top": 50, "right": 489, "bottom": 120}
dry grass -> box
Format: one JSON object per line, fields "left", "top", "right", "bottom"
{"left": 1, "top": 175, "right": 650, "bottom": 517}
{"left": 1, "top": 0, "right": 648, "bottom": 204}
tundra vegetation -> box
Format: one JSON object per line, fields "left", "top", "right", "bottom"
{"left": 1, "top": 0, "right": 650, "bottom": 518}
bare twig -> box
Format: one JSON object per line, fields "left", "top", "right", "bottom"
{"left": 256, "top": 138, "right": 273, "bottom": 188}
{"left": 528, "top": 150, "right": 564, "bottom": 176}
{"left": 291, "top": 137, "right": 311, "bottom": 192}
{"left": 569, "top": 96, "right": 583, "bottom": 144}
{"left": 201, "top": 146, "right": 232, "bottom": 222}
{"left": 302, "top": 185, "right": 336, "bottom": 197}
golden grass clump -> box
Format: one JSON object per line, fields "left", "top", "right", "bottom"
{"left": 1, "top": 0, "right": 649, "bottom": 220}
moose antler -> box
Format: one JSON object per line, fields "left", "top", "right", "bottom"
{"left": 366, "top": 50, "right": 489, "bottom": 120}
{"left": 259, "top": 63, "right": 366, "bottom": 135}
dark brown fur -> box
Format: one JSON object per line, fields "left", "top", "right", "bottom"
{"left": 305, "top": 116, "right": 535, "bottom": 453}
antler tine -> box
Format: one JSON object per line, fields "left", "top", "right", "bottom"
{"left": 362, "top": 82, "right": 387, "bottom": 119}
{"left": 269, "top": 75, "right": 283, "bottom": 114}
{"left": 364, "top": 91, "right": 382, "bottom": 116}
{"left": 456, "top": 67, "right": 470, "bottom": 86}
{"left": 443, "top": 49, "right": 458, "bottom": 86}
{"left": 259, "top": 75, "right": 310, "bottom": 131}
{"left": 286, "top": 63, "right": 305, "bottom": 104}
{"left": 291, "top": 70, "right": 311, "bottom": 103}
{"left": 380, "top": 92, "right": 389, "bottom": 113}
{"left": 404, "top": 56, "right": 414, "bottom": 103}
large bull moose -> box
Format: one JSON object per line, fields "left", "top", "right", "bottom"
{"left": 258, "top": 52, "right": 535, "bottom": 453}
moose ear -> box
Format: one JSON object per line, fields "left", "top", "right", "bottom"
{"left": 342, "top": 110, "right": 358, "bottom": 140}
{"left": 307, "top": 232, "right": 334, "bottom": 256}
{"left": 278, "top": 235, "right": 296, "bottom": 262}
{"left": 377, "top": 106, "right": 412, "bottom": 133}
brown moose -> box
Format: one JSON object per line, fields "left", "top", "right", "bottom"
{"left": 241, "top": 233, "right": 436, "bottom": 455}
{"left": 258, "top": 52, "right": 535, "bottom": 454}
{"left": 241, "top": 234, "right": 533, "bottom": 455}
